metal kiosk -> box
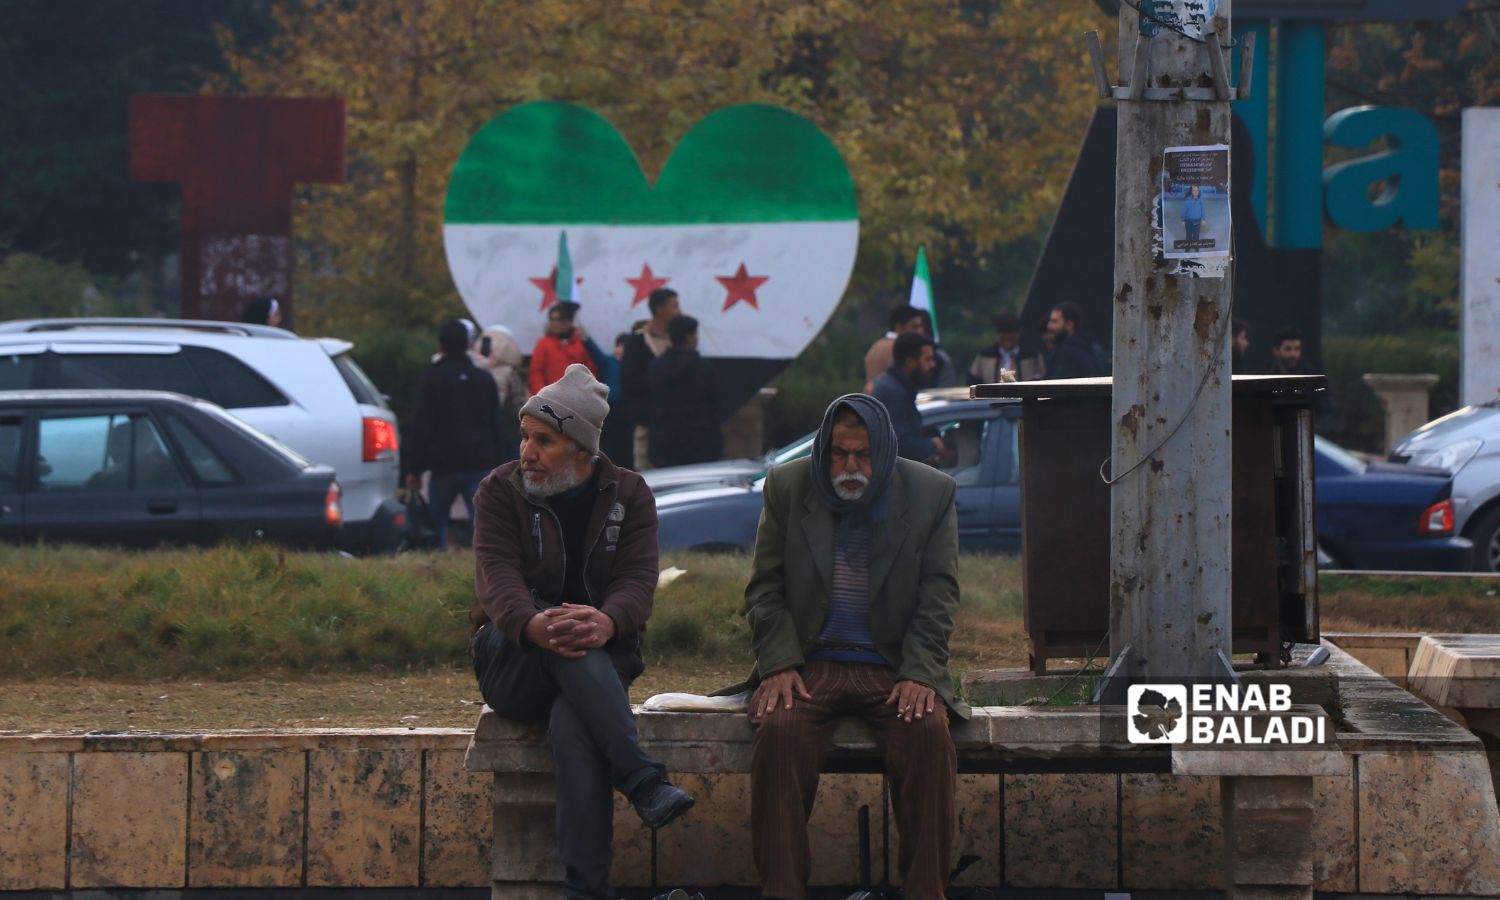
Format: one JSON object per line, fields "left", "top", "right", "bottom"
{"left": 971, "top": 374, "right": 1325, "bottom": 674}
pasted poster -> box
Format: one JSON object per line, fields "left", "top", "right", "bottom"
{"left": 1462, "top": 107, "right": 1500, "bottom": 407}
{"left": 443, "top": 101, "right": 859, "bottom": 416}
{"left": 1161, "top": 144, "right": 1231, "bottom": 260}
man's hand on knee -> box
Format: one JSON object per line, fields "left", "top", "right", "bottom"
{"left": 751, "top": 668, "right": 812, "bottom": 722}
{"left": 886, "top": 680, "right": 937, "bottom": 723}
{"left": 523, "top": 605, "right": 615, "bottom": 658}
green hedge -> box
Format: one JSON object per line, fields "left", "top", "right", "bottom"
{"left": 1319, "top": 334, "right": 1460, "bottom": 454}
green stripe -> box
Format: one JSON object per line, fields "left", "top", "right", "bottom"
{"left": 444, "top": 102, "right": 857, "bottom": 225}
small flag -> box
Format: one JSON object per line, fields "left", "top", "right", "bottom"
{"left": 555, "top": 231, "right": 574, "bottom": 302}
{"left": 908, "top": 246, "right": 938, "bottom": 343}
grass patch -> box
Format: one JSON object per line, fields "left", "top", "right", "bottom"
{"left": 0, "top": 543, "right": 1494, "bottom": 682}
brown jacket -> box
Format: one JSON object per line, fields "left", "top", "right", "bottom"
{"left": 470, "top": 457, "right": 660, "bottom": 650}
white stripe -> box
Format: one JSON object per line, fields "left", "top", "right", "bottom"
{"left": 444, "top": 221, "right": 858, "bottom": 360}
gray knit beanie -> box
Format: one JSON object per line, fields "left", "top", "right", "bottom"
{"left": 519, "top": 363, "right": 610, "bottom": 455}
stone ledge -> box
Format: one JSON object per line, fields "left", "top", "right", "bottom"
{"left": 0, "top": 728, "right": 473, "bottom": 754}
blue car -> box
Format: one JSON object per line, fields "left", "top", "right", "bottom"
{"left": 652, "top": 401, "right": 1473, "bottom": 571}
{"left": 1314, "top": 436, "right": 1472, "bottom": 571}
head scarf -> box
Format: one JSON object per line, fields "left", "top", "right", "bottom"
{"left": 809, "top": 393, "right": 898, "bottom": 521}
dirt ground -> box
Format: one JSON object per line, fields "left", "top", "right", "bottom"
{"left": 0, "top": 663, "right": 748, "bottom": 733}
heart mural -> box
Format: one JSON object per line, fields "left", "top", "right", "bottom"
{"left": 443, "top": 101, "right": 859, "bottom": 417}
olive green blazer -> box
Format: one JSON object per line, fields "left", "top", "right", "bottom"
{"left": 739, "top": 456, "right": 969, "bottom": 718}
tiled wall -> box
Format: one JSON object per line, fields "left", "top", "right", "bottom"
{"left": 0, "top": 731, "right": 489, "bottom": 891}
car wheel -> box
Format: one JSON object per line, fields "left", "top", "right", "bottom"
{"left": 1469, "top": 507, "right": 1500, "bottom": 573}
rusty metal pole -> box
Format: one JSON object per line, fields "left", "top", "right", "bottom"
{"left": 1104, "top": 1, "right": 1235, "bottom": 686}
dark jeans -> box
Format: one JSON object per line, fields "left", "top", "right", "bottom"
{"left": 470, "top": 623, "right": 663, "bottom": 900}
{"left": 428, "top": 469, "right": 486, "bottom": 550}
{"left": 1185, "top": 218, "right": 1202, "bottom": 242}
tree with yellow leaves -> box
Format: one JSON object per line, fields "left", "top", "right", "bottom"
{"left": 215, "top": 0, "right": 1107, "bottom": 331}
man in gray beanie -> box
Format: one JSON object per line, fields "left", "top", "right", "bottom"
{"left": 468, "top": 364, "right": 694, "bottom": 900}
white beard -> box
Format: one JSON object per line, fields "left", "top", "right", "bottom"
{"left": 834, "top": 472, "right": 870, "bottom": 500}
{"left": 522, "top": 466, "right": 586, "bottom": 498}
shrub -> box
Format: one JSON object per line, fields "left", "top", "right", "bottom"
{"left": 1319, "top": 333, "right": 1459, "bottom": 453}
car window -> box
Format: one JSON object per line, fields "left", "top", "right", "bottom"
{"left": 0, "top": 352, "right": 39, "bottom": 391}
{"left": 161, "top": 412, "right": 238, "bottom": 486}
{"left": 0, "top": 417, "right": 22, "bottom": 492}
{"left": 931, "top": 418, "right": 988, "bottom": 486}
{"left": 181, "top": 347, "right": 289, "bottom": 409}
{"left": 53, "top": 352, "right": 200, "bottom": 397}
{"left": 36, "top": 413, "right": 188, "bottom": 491}
{"left": 332, "top": 353, "right": 388, "bottom": 409}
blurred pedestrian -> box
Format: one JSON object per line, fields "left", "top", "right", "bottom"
{"left": 620, "top": 288, "right": 680, "bottom": 470}
{"left": 914, "top": 309, "right": 958, "bottom": 388}
{"left": 1043, "top": 302, "right": 1107, "bottom": 380}
{"left": 240, "top": 296, "right": 285, "bottom": 329}
{"left": 404, "top": 319, "right": 507, "bottom": 550}
{"left": 1266, "top": 327, "right": 1315, "bottom": 375}
{"left": 871, "top": 330, "right": 945, "bottom": 464}
{"left": 863, "top": 304, "right": 926, "bottom": 392}
{"left": 530, "top": 302, "right": 597, "bottom": 393}
{"left": 1232, "top": 319, "right": 1250, "bottom": 375}
{"left": 647, "top": 315, "right": 721, "bottom": 468}
{"left": 969, "top": 312, "right": 1023, "bottom": 385}
{"left": 598, "top": 333, "right": 635, "bottom": 467}
{"left": 475, "top": 325, "right": 528, "bottom": 460}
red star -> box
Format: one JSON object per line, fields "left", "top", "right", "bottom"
{"left": 716, "top": 262, "right": 768, "bottom": 311}
{"left": 625, "top": 263, "right": 670, "bottom": 307}
{"left": 529, "top": 267, "right": 559, "bottom": 310}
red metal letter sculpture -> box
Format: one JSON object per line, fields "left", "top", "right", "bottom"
{"left": 129, "top": 95, "right": 345, "bottom": 324}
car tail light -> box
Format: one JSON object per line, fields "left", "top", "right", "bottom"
{"left": 363, "top": 417, "right": 398, "bottom": 462}
{"left": 325, "top": 482, "right": 343, "bottom": 527}
{"left": 1418, "top": 498, "right": 1454, "bottom": 536}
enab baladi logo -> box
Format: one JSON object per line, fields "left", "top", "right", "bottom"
{"left": 1126, "top": 683, "right": 1327, "bottom": 746}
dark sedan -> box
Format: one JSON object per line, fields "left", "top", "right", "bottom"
{"left": 0, "top": 390, "right": 344, "bottom": 549}
{"left": 1314, "top": 436, "right": 1473, "bottom": 571}
{"left": 654, "top": 399, "right": 1474, "bottom": 570}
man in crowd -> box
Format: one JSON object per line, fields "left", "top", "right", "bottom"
{"left": 1267, "top": 327, "right": 1315, "bottom": 375}
{"left": 1043, "top": 301, "right": 1107, "bottom": 380}
{"left": 1232, "top": 319, "right": 1250, "bottom": 374}
{"left": 469, "top": 364, "right": 694, "bottom": 900}
{"left": 619, "top": 288, "right": 681, "bottom": 469}
{"left": 969, "top": 311, "right": 1023, "bottom": 385}
{"left": 862, "top": 304, "right": 926, "bottom": 391}
{"left": 404, "top": 319, "right": 507, "bottom": 550}
{"left": 871, "top": 330, "right": 945, "bottom": 464}
{"left": 740, "top": 394, "right": 964, "bottom": 900}
{"left": 915, "top": 309, "right": 958, "bottom": 388}
{"left": 647, "top": 315, "right": 721, "bottom": 468}
{"left": 529, "top": 301, "right": 597, "bottom": 393}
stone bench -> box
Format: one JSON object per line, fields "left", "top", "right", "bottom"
{"left": 463, "top": 704, "right": 1348, "bottom": 899}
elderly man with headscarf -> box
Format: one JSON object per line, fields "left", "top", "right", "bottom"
{"left": 739, "top": 393, "right": 964, "bottom": 900}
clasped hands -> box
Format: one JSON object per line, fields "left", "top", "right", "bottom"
{"left": 523, "top": 603, "right": 615, "bottom": 658}
{"left": 750, "top": 668, "right": 937, "bottom": 724}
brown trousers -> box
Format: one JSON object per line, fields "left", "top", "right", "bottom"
{"left": 750, "top": 661, "right": 957, "bottom": 900}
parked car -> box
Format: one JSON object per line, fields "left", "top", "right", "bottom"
{"left": 0, "top": 390, "right": 344, "bottom": 548}
{"left": 1314, "top": 436, "right": 1472, "bottom": 571}
{"left": 655, "top": 391, "right": 1023, "bottom": 553}
{"left": 1390, "top": 400, "right": 1500, "bottom": 572}
{"left": 0, "top": 318, "right": 403, "bottom": 551}
{"left": 653, "top": 395, "right": 1473, "bottom": 571}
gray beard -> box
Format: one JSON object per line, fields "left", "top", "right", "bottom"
{"left": 834, "top": 473, "right": 869, "bottom": 501}
{"left": 522, "top": 465, "right": 586, "bottom": 498}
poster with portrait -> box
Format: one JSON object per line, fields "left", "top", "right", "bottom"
{"left": 1161, "top": 144, "right": 1230, "bottom": 259}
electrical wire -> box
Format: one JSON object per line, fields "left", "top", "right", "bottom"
{"left": 1098, "top": 287, "right": 1236, "bottom": 487}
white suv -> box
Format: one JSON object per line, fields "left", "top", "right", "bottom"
{"left": 0, "top": 318, "right": 403, "bottom": 551}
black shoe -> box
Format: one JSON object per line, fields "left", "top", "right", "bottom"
{"left": 631, "top": 778, "right": 695, "bottom": 828}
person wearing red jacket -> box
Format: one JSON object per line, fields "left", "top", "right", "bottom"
{"left": 528, "top": 302, "right": 597, "bottom": 393}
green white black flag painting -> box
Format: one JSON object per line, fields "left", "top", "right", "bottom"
{"left": 444, "top": 102, "right": 859, "bottom": 413}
